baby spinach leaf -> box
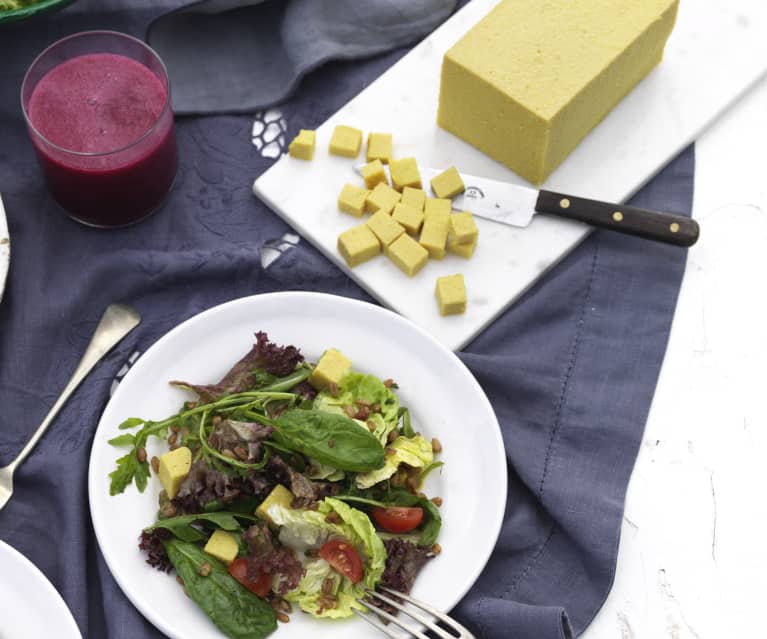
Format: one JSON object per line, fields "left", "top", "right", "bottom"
{"left": 145, "top": 512, "right": 259, "bottom": 543}
{"left": 164, "top": 538, "right": 277, "bottom": 639}
{"left": 273, "top": 409, "right": 385, "bottom": 472}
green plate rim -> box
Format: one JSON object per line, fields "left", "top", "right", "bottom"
{"left": 0, "top": 0, "right": 78, "bottom": 25}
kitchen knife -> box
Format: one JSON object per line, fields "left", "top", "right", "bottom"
{"left": 354, "top": 165, "right": 699, "bottom": 247}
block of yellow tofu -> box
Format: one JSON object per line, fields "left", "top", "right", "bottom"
{"left": 366, "top": 132, "right": 393, "bottom": 164}
{"left": 360, "top": 159, "right": 388, "bottom": 189}
{"left": 367, "top": 210, "right": 405, "bottom": 246}
{"left": 256, "top": 484, "right": 294, "bottom": 526}
{"left": 401, "top": 187, "right": 426, "bottom": 212}
{"left": 430, "top": 166, "right": 465, "bottom": 199}
{"left": 386, "top": 234, "right": 429, "bottom": 277}
{"left": 309, "top": 348, "right": 352, "bottom": 390}
{"left": 158, "top": 446, "right": 192, "bottom": 500}
{"left": 337, "top": 224, "right": 381, "bottom": 267}
{"left": 204, "top": 530, "right": 239, "bottom": 565}
{"left": 389, "top": 157, "right": 422, "bottom": 191}
{"left": 288, "top": 129, "right": 316, "bottom": 161}
{"left": 438, "top": 0, "right": 679, "bottom": 184}
{"left": 338, "top": 183, "right": 370, "bottom": 217}
{"left": 448, "top": 234, "right": 478, "bottom": 259}
{"left": 420, "top": 218, "right": 450, "bottom": 259}
{"left": 435, "top": 274, "right": 467, "bottom": 316}
{"left": 450, "top": 211, "right": 479, "bottom": 244}
{"left": 392, "top": 202, "right": 424, "bottom": 235}
{"left": 424, "top": 198, "right": 452, "bottom": 221}
{"left": 329, "top": 124, "right": 363, "bottom": 158}
{"left": 365, "top": 182, "right": 401, "bottom": 215}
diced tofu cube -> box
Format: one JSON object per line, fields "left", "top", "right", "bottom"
{"left": 329, "top": 125, "right": 363, "bottom": 158}
{"left": 337, "top": 224, "right": 381, "bottom": 267}
{"left": 420, "top": 206, "right": 451, "bottom": 259}
{"left": 389, "top": 157, "right": 422, "bottom": 191}
{"left": 430, "top": 165, "right": 465, "bottom": 199}
{"left": 288, "top": 129, "right": 316, "bottom": 160}
{"left": 435, "top": 274, "right": 467, "bottom": 316}
{"left": 366, "top": 132, "right": 393, "bottom": 164}
{"left": 309, "top": 348, "right": 352, "bottom": 390}
{"left": 386, "top": 234, "right": 429, "bottom": 277}
{"left": 392, "top": 202, "right": 424, "bottom": 235}
{"left": 424, "top": 198, "right": 452, "bottom": 220}
{"left": 256, "top": 484, "right": 294, "bottom": 526}
{"left": 367, "top": 210, "right": 405, "bottom": 246}
{"left": 448, "top": 234, "right": 478, "bottom": 258}
{"left": 365, "top": 182, "right": 401, "bottom": 215}
{"left": 401, "top": 187, "right": 426, "bottom": 211}
{"left": 338, "top": 183, "right": 369, "bottom": 217}
{"left": 450, "top": 211, "right": 479, "bottom": 244}
{"left": 360, "top": 159, "right": 388, "bottom": 189}
{"left": 158, "top": 446, "right": 192, "bottom": 500}
{"left": 204, "top": 530, "right": 239, "bottom": 565}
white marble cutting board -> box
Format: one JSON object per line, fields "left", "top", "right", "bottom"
{"left": 254, "top": 0, "right": 767, "bottom": 351}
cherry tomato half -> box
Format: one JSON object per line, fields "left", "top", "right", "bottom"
{"left": 319, "top": 539, "right": 363, "bottom": 584}
{"left": 370, "top": 506, "right": 424, "bottom": 533}
{"left": 227, "top": 557, "right": 272, "bottom": 598}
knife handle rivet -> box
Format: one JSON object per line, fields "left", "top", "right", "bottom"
{"left": 612, "top": 211, "right": 624, "bottom": 222}
{"left": 559, "top": 198, "right": 570, "bottom": 209}
{"left": 670, "top": 222, "right": 680, "bottom": 233}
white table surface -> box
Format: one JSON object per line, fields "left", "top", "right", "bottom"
{"left": 581, "top": 73, "right": 767, "bottom": 638}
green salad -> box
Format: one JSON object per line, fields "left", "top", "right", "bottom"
{"left": 109, "top": 332, "right": 443, "bottom": 638}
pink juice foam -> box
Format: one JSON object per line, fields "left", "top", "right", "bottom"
{"left": 27, "top": 52, "right": 177, "bottom": 226}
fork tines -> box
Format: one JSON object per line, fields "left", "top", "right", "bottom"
{"left": 353, "top": 586, "right": 474, "bottom": 639}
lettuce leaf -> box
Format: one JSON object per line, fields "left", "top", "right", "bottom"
{"left": 266, "top": 497, "right": 386, "bottom": 617}
{"left": 355, "top": 435, "right": 433, "bottom": 489}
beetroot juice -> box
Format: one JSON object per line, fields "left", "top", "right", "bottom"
{"left": 22, "top": 32, "right": 177, "bottom": 227}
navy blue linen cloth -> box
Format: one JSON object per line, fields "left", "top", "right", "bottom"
{"left": 0, "top": 2, "right": 694, "bottom": 638}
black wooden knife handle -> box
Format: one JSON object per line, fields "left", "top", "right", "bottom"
{"left": 536, "top": 190, "right": 699, "bottom": 247}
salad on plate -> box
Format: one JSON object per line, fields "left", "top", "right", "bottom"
{"left": 108, "top": 331, "right": 444, "bottom": 639}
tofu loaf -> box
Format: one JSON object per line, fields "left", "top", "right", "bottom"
{"left": 437, "top": 0, "right": 679, "bottom": 184}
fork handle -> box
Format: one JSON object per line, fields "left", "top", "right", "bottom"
{"left": 536, "top": 190, "right": 699, "bottom": 247}
{"left": 7, "top": 305, "right": 140, "bottom": 471}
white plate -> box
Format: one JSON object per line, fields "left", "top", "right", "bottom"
{"left": 0, "top": 540, "right": 82, "bottom": 639}
{"left": 88, "top": 291, "right": 506, "bottom": 639}
{"left": 0, "top": 194, "right": 9, "bottom": 302}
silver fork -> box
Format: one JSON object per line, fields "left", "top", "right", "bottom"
{"left": 355, "top": 586, "right": 475, "bottom": 639}
{"left": 0, "top": 303, "right": 141, "bottom": 511}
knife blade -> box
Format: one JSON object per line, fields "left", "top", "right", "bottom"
{"left": 0, "top": 194, "right": 9, "bottom": 303}
{"left": 354, "top": 164, "right": 699, "bottom": 247}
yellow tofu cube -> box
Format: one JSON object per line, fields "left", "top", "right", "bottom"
{"left": 424, "top": 198, "right": 452, "bottom": 221}
{"left": 389, "top": 157, "right": 422, "bottom": 191}
{"left": 158, "top": 446, "right": 192, "bottom": 500}
{"left": 430, "top": 166, "right": 465, "bottom": 199}
{"left": 448, "top": 234, "right": 478, "bottom": 258}
{"left": 392, "top": 202, "right": 424, "bottom": 235}
{"left": 360, "top": 159, "right": 388, "bottom": 189}
{"left": 435, "top": 274, "right": 467, "bottom": 316}
{"left": 366, "top": 132, "right": 393, "bottom": 164}
{"left": 401, "top": 187, "right": 426, "bottom": 211}
{"left": 288, "top": 129, "right": 316, "bottom": 160}
{"left": 329, "top": 125, "right": 363, "bottom": 158}
{"left": 450, "top": 211, "right": 479, "bottom": 244}
{"left": 386, "top": 234, "right": 429, "bottom": 277}
{"left": 365, "top": 182, "right": 401, "bottom": 215}
{"left": 367, "top": 210, "right": 405, "bottom": 246}
{"left": 338, "top": 183, "right": 369, "bottom": 217}
{"left": 204, "top": 530, "right": 239, "bottom": 565}
{"left": 309, "top": 348, "right": 352, "bottom": 390}
{"left": 337, "top": 224, "right": 381, "bottom": 267}
{"left": 256, "top": 484, "right": 294, "bottom": 526}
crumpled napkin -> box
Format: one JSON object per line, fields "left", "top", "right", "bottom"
{"left": 147, "top": 0, "right": 457, "bottom": 115}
